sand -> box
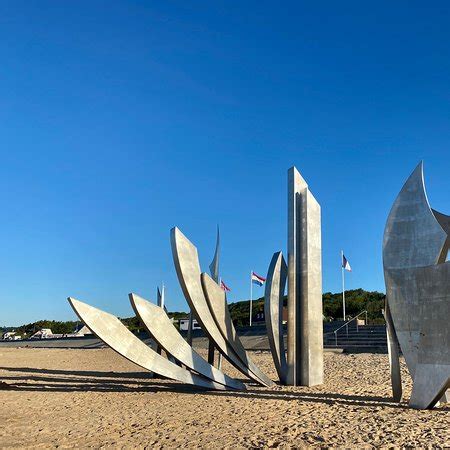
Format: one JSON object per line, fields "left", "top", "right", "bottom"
{"left": 0, "top": 347, "right": 448, "bottom": 448}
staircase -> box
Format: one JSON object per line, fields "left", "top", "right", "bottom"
{"left": 234, "top": 321, "right": 388, "bottom": 353}
{"left": 323, "top": 323, "right": 387, "bottom": 352}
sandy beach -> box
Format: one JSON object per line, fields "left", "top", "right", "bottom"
{"left": 0, "top": 347, "right": 448, "bottom": 448}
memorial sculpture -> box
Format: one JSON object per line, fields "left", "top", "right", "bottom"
{"left": 207, "top": 226, "right": 221, "bottom": 367}
{"left": 155, "top": 285, "right": 165, "bottom": 355}
{"left": 68, "top": 294, "right": 245, "bottom": 390}
{"left": 65, "top": 162, "right": 448, "bottom": 407}
{"left": 265, "top": 167, "right": 324, "bottom": 386}
{"left": 171, "top": 227, "right": 273, "bottom": 387}
{"left": 265, "top": 252, "right": 288, "bottom": 384}
{"left": 186, "top": 227, "right": 220, "bottom": 359}
{"left": 383, "top": 162, "right": 450, "bottom": 409}
{"left": 129, "top": 293, "right": 244, "bottom": 389}
{"left": 201, "top": 272, "right": 273, "bottom": 386}
{"left": 68, "top": 226, "right": 272, "bottom": 391}
{"left": 68, "top": 297, "right": 232, "bottom": 390}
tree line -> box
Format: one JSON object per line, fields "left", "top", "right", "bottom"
{"left": 228, "top": 288, "right": 385, "bottom": 327}
{"left": 2, "top": 289, "right": 385, "bottom": 335}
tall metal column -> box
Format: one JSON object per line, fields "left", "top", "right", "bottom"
{"left": 286, "top": 167, "right": 323, "bottom": 386}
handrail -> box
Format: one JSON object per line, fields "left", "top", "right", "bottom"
{"left": 333, "top": 310, "right": 368, "bottom": 346}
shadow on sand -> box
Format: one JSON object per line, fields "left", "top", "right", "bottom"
{"left": 2, "top": 366, "right": 444, "bottom": 411}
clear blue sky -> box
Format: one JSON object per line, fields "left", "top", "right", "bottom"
{"left": 1, "top": 1, "right": 449, "bottom": 325}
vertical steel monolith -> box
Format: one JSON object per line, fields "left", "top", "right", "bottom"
{"left": 286, "top": 167, "right": 323, "bottom": 386}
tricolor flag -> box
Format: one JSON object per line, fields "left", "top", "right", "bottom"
{"left": 342, "top": 253, "right": 352, "bottom": 272}
{"left": 220, "top": 280, "right": 231, "bottom": 292}
{"left": 251, "top": 272, "right": 266, "bottom": 286}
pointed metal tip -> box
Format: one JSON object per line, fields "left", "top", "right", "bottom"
{"left": 171, "top": 227, "right": 185, "bottom": 245}
{"left": 130, "top": 292, "right": 143, "bottom": 307}
{"left": 67, "top": 297, "right": 94, "bottom": 320}
{"left": 172, "top": 226, "right": 185, "bottom": 238}
{"left": 414, "top": 160, "right": 424, "bottom": 173}
{"left": 201, "top": 271, "right": 213, "bottom": 282}
{"left": 405, "top": 161, "right": 425, "bottom": 187}
{"left": 68, "top": 297, "right": 80, "bottom": 307}
{"left": 130, "top": 292, "right": 147, "bottom": 304}
{"left": 288, "top": 166, "right": 308, "bottom": 189}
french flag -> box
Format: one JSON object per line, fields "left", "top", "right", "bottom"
{"left": 342, "top": 254, "right": 352, "bottom": 272}
{"left": 251, "top": 271, "right": 266, "bottom": 286}
{"left": 220, "top": 280, "right": 231, "bottom": 292}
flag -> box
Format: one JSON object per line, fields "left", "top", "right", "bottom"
{"left": 342, "top": 254, "right": 352, "bottom": 272}
{"left": 251, "top": 272, "right": 266, "bottom": 286}
{"left": 220, "top": 280, "right": 231, "bottom": 292}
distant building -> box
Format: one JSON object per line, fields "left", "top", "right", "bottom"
{"left": 2, "top": 331, "right": 21, "bottom": 341}
{"left": 179, "top": 317, "right": 201, "bottom": 331}
{"left": 30, "top": 328, "right": 53, "bottom": 339}
{"left": 72, "top": 324, "right": 93, "bottom": 336}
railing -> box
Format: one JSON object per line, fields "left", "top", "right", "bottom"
{"left": 333, "top": 310, "right": 368, "bottom": 346}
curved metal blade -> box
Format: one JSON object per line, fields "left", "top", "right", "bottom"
{"left": 129, "top": 293, "right": 245, "bottom": 390}
{"left": 68, "top": 297, "right": 227, "bottom": 391}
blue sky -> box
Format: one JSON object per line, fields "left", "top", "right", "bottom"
{"left": 0, "top": 1, "right": 449, "bottom": 325}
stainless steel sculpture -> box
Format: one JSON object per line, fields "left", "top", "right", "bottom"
{"left": 157, "top": 285, "right": 165, "bottom": 310}
{"left": 66, "top": 225, "right": 269, "bottom": 392}
{"left": 68, "top": 297, "right": 229, "bottom": 391}
{"left": 129, "top": 293, "right": 244, "bottom": 390}
{"left": 264, "top": 252, "right": 288, "bottom": 384}
{"left": 409, "top": 263, "right": 450, "bottom": 408}
{"left": 383, "top": 162, "right": 450, "bottom": 409}
{"left": 201, "top": 273, "right": 273, "bottom": 386}
{"left": 207, "top": 226, "right": 221, "bottom": 367}
{"left": 265, "top": 167, "right": 323, "bottom": 386}
{"left": 382, "top": 299, "right": 402, "bottom": 402}
{"left": 155, "top": 285, "right": 165, "bottom": 355}
{"left": 171, "top": 226, "right": 272, "bottom": 386}
{"left": 209, "top": 226, "right": 220, "bottom": 282}
{"left": 287, "top": 167, "right": 323, "bottom": 387}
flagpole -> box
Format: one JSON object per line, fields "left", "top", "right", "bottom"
{"left": 341, "top": 250, "right": 346, "bottom": 321}
{"left": 249, "top": 271, "right": 253, "bottom": 327}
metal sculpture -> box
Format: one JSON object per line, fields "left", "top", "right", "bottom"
{"left": 155, "top": 285, "right": 165, "bottom": 355}
{"left": 171, "top": 226, "right": 272, "bottom": 386}
{"left": 265, "top": 167, "right": 323, "bottom": 386}
{"left": 207, "top": 226, "right": 221, "bottom": 367}
{"left": 201, "top": 273, "right": 273, "bottom": 387}
{"left": 382, "top": 299, "right": 402, "bottom": 402}
{"left": 68, "top": 297, "right": 230, "bottom": 391}
{"left": 129, "top": 293, "right": 244, "bottom": 390}
{"left": 209, "top": 225, "right": 220, "bottom": 282}
{"left": 264, "top": 252, "right": 288, "bottom": 384}
{"left": 383, "top": 162, "right": 450, "bottom": 409}
{"left": 409, "top": 263, "right": 450, "bottom": 408}
{"left": 157, "top": 285, "right": 165, "bottom": 310}
{"left": 66, "top": 226, "right": 270, "bottom": 392}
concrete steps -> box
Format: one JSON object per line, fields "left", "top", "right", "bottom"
{"left": 323, "top": 324, "right": 387, "bottom": 351}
